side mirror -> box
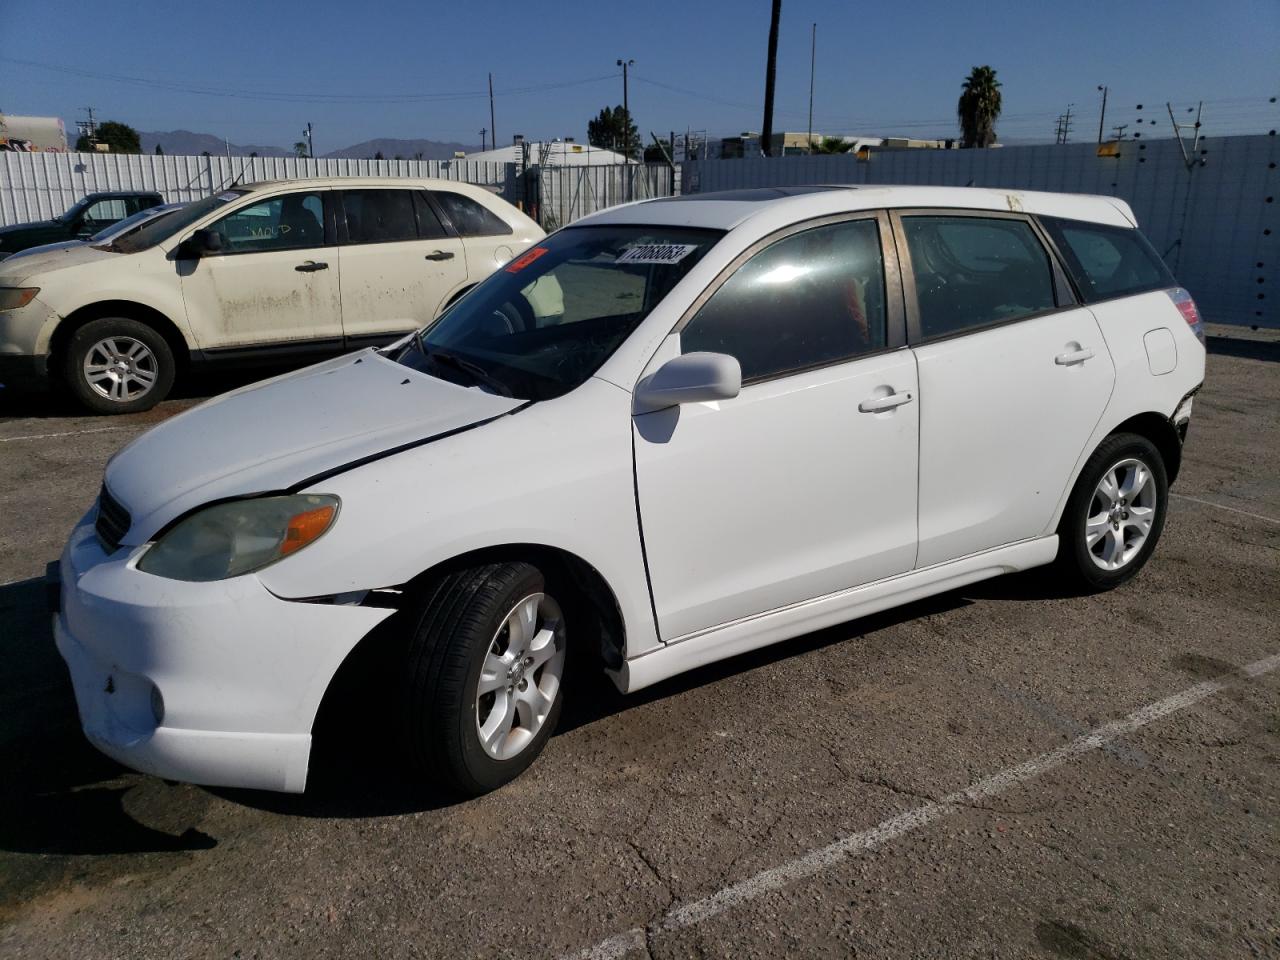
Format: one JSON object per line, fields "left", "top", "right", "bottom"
{"left": 634, "top": 352, "right": 741, "bottom": 414}
{"left": 176, "top": 228, "right": 224, "bottom": 259}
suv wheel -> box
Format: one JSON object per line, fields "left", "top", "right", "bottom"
{"left": 1057, "top": 432, "right": 1169, "bottom": 591}
{"left": 403, "top": 562, "right": 567, "bottom": 796}
{"left": 64, "top": 317, "right": 175, "bottom": 415}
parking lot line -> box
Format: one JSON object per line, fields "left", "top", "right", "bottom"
{"left": 564, "top": 650, "right": 1280, "bottom": 960}
{"left": 0, "top": 426, "right": 128, "bottom": 443}
{"left": 1171, "top": 492, "right": 1280, "bottom": 525}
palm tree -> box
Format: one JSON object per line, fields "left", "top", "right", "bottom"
{"left": 292, "top": 141, "right": 309, "bottom": 158}
{"left": 813, "top": 136, "right": 851, "bottom": 155}
{"left": 957, "top": 66, "right": 1002, "bottom": 148}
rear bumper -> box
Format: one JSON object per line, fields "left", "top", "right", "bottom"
{"left": 54, "top": 511, "right": 395, "bottom": 792}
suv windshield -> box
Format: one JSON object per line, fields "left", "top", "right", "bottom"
{"left": 396, "top": 225, "right": 722, "bottom": 400}
{"left": 110, "top": 190, "right": 247, "bottom": 254}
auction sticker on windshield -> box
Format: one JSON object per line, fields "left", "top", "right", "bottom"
{"left": 617, "top": 243, "right": 700, "bottom": 265}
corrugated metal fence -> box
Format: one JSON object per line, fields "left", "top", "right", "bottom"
{"left": 683, "top": 134, "right": 1279, "bottom": 328}
{"left": 0, "top": 151, "right": 514, "bottom": 225}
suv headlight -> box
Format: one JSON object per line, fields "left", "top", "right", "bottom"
{"left": 0, "top": 287, "right": 39, "bottom": 310}
{"left": 137, "top": 494, "right": 339, "bottom": 582}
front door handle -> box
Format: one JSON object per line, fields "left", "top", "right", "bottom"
{"left": 295, "top": 260, "right": 328, "bottom": 272}
{"left": 1055, "top": 347, "right": 1095, "bottom": 365}
{"left": 424, "top": 250, "right": 455, "bottom": 261}
{"left": 858, "top": 391, "right": 914, "bottom": 413}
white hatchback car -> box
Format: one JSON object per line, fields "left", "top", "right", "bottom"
{"left": 0, "top": 177, "right": 542, "bottom": 412}
{"left": 53, "top": 185, "right": 1205, "bottom": 796}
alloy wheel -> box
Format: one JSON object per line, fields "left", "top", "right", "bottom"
{"left": 1085, "top": 457, "right": 1158, "bottom": 571}
{"left": 82, "top": 336, "right": 159, "bottom": 403}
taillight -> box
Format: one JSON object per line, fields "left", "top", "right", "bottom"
{"left": 1167, "top": 287, "right": 1204, "bottom": 344}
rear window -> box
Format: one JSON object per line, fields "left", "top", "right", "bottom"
{"left": 434, "top": 191, "right": 513, "bottom": 237}
{"left": 1040, "top": 216, "right": 1174, "bottom": 302}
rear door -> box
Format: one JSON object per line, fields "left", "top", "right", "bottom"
{"left": 633, "top": 213, "right": 920, "bottom": 640}
{"left": 337, "top": 188, "right": 469, "bottom": 348}
{"left": 894, "top": 210, "right": 1116, "bottom": 568}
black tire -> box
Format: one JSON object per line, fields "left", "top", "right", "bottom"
{"left": 63, "top": 317, "right": 175, "bottom": 415}
{"left": 1056, "top": 432, "right": 1169, "bottom": 591}
{"left": 402, "top": 562, "right": 567, "bottom": 796}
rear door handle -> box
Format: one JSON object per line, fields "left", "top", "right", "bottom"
{"left": 1055, "top": 347, "right": 1095, "bottom": 365}
{"left": 424, "top": 250, "right": 455, "bottom": 261}
{"left": 858, "top": 391, "right": 914, "bottom": 413}
{"left": 295, "top": 260, "right": 328, "bottom": 272}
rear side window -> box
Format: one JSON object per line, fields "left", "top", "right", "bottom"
{"left": 681, "top": 218, "right": 888, "bottom": 382}
{"left": 901, "top": 215, "right": 1056, "bottom": 340}
{"left": 434, "top": 191, "right": 512, "bottom": 237}
{"left": 412, "top": 192, "right": 449, "bottom": 240}
{"left": 1039, "top": 216, "right": 1174, "bottom": 302}
{"left": 343, "top": 190, "right": 418, "bottom": 243}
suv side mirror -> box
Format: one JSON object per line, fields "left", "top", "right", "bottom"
{"left": 634, "top": 352, "right": 741, "bottom": 414}
{"left": 176, "top": 228, "right": 224, "bottom": 259}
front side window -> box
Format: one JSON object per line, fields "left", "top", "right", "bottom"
{"left": 681, "top": 218, "right": 888, "bottom": 382}
{"left": 83, "top": 198, "right": 129, "bottom": 224}
{"left": 902, "top": 215, "right": 1056, "bottom": 340}
{"left": 111, "top": 190, "right": 245, "bottom": 254}
{"left": 1039, "top": 216, "right": 1174, "bottom": 302}
{"left": 434, "top": 191, "right": 512, "bottom": 237}
{"left": 343, "top": 189, "right": 418, "bottom": 243}
{"left": 211, "top": 192, "right": 326, "bottom": 253}
{"left": 395, "top": 225, "right": 721, "bottom": 400}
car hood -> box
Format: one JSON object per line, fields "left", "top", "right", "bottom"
{"left": 105, "top": 349, "right": 525, "bottom": 544}
{"left": 0, "top": 241, "right": 118, "bottom": 283}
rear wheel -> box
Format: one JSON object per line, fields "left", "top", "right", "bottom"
{"left": 63, "top": 317, "right": 175, "bottom": 414}
{"left": 402, "top": 562, "right": 567, "bottom": 796}
{"left": 1057, "top": 432, "right": 1168, "bottom": 591}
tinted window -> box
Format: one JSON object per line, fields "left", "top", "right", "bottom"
{"left": 211, "top": 192, "right": 326, "bottom": 253}
{"left": 902, "top": 215, "right": 1056, "bottom": 339}
{"left": 412, "top": 191, "right": 449, "bottom": 239}
{"left": 343, "top": 189, "right": 419, "bottom": 243}
{"left": 397, "top": 226, "right": 721, "bottom": 400}
{"left": 434, "top": 191, "right": 512, "bottom": 237}
{"left": 83, "top": 198, "right": 129, "bottom": 223}
{"left": 1040, "top": 216, "right": 1174, "bottom": 302}
{"left": 681, "top": 218, "right": 887, "bottom": 382}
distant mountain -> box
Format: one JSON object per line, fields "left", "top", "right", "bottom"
{"left": 140, "top": 130, "right": 291, "bottom": 157}
{"left": 321, "top": 138, "right": 480, "bottom": 160}
{"left": 139, "top": 131, "right": 482, "bottom": 160}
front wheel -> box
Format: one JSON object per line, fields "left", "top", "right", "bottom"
{"left": 1057, "top": 432, "right": 1169, "bottom": 591}
{"left": 402, "top": 562, "right": 567, "bottom": 796}
{"left": 63, "top": 317, "right": 175, "bottom": 414}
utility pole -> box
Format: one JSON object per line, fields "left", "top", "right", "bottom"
{"left": 1096, "top": 85, "right": 1109, "bottom": 143}
{"left": 1055, "top": 104, "right": 1074, "bottom": 144}
{"left": 807, "top": 22, "right": 816, "bottom": 153}
{"left": 480, "top": 128, "right": 487, "bottom": 151}
{"left": 76, "top": 106, "right": 99, "bottom": 150}
{"left": 761, "top": 0, "right": 782, "bottom": 158}
{"left": 1112, "top": 124, "right": 1128, "bottom": 140}
{"left": 303, "top": 122, "right": 313, "bottom": 158}
{"left": 488, "top": 73, "right": 497, "bottom": 147}
{"left": 616, "top": 59, "right": 634, "bottom": 162}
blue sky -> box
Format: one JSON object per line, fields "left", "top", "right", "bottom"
{"left": 1, "top": 0, "right": 1276, "bottom": 150}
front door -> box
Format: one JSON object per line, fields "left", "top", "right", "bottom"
{"left": 894, "top": 211, "right": 1117, "bottom": 568}
{"left": 178, "top": 188, "right": 343, "bottom": 350}
{"left": 633, "top": 214, "right": 920, "bottom": 641}
{"left": 337, "top": 188, "right": 469, "bottom": 347}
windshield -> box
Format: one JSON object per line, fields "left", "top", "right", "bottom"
{"left": 90, "top": 205, "right": 181, "bottom": 245}
{"left": 395, "top": 225, "right": 722, "bottom": 401}
{"left": 111, "top": 190, "right": 247, "bottom": 254}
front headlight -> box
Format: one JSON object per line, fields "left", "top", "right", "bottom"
{"left": 137, "top": 494, "right": 339, "bottom": 582}
{"left": 0, "top": 287, "right": 39, "bottom": 310}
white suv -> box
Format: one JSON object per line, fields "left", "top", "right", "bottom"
{"left": 53, "top": 185, "right": 1205, "bottom": 796}
{"left": 0, "top": 177, "right": 543, "bottom": 412}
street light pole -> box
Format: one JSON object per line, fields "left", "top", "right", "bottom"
{"left": 1097, "top": 85, "right": 1109, "bottom": 143}
{"left": 616, "top": 58, "right": 634, "bottom": 162}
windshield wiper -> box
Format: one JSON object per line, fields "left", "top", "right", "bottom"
{"left": 425, "top": 346, "right": 512, "bottom": 397}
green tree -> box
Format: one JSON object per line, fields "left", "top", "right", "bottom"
{"left": 643, "top": 138, "right": 671, "bottom": 164}
{"left": 957, "top": 65, "right": 1002, "bottom": 148}
{"left": 373, "top": 150, "right": 385, "bottom": 160}
{"left": 74, "top": 120, "right": 142, "bottom": 154}
{"left": 588, "top": 105, "right": 640, "bottom": 161}
{"left": 154, "top": 144, "right": 164, "bottom": 155}
{"left": 293, "top": 141, "right": 310, "bottom": 158}
{"left": 813, "top": 136, "right": 851, "bottom": 154}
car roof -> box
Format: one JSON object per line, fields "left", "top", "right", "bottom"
{"left": 84, "top": 190, "right": 163, "bottom": 199}
{"left": 574, "top": 185, "right": 1138, "bottom": 231}
{"left": 238, "top": 176, "right": 489, "bottom": 192}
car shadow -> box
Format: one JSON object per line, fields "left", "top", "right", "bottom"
{"left": 0, "top": 561, "right": 1072, "bottom": 829}
{"left": 0, "top": 577, "right": 217, "bottom": 856}
{"left": 1207, "top": 334, "right": 1280, "bottom": 363}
